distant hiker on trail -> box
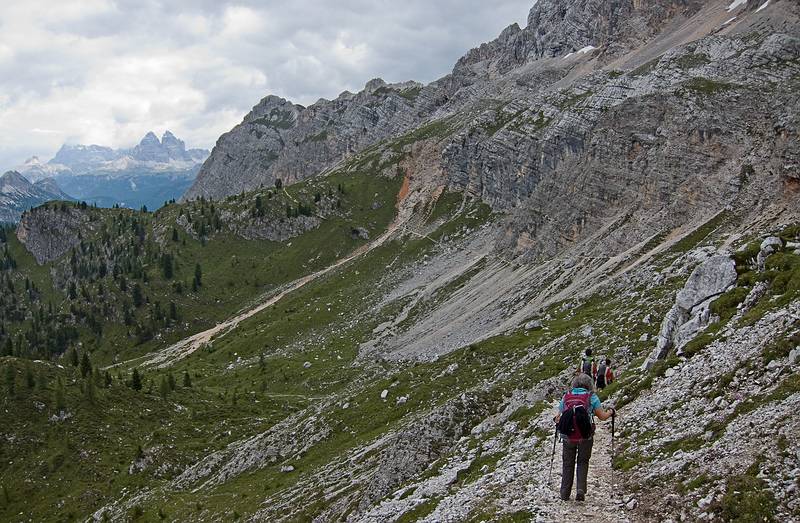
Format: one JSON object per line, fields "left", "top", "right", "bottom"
{"left": 553, "top": 373, "right": 615, "bottom": 502}
{"left": 595, "top": 358, "right": 615, "bottom": 390}
{"left": 578, "top": 348, "right": 596, "bottom": 378}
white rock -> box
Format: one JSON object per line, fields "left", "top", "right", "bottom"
{"left": 698, "top": 493, "right": 714, "bottom": 509}
{"left": 789, "top": 348, "right": 800, "bottom": 365}
{"left": 303, "top": 361, "right": 312, "bottom": 369}
{"left": 280, "top": 465, "right": 294, "bottom": 473}
{"left": 380, "top": 389, "right": 389, "bottom": 400}
{"left": 626, "top": 498, "right": 639, "bottom": 510}
{"left": 525, "top": 319, "right": 543, "bottom": 330}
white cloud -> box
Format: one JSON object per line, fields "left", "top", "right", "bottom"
{"left": 221, "top": 5, "right": 265, "bottom": 38}
{"left": 0, "top": 0, "right": 534, "bottom": 169}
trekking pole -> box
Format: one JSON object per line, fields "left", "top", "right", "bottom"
{"left": 547, "top": 424, "right": 558, "bottom": 486}
{"left": 610, "top": 409, "right": 616, "bottom": 497}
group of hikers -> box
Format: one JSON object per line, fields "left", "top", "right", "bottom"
{"left": 553, "top": 348, "right": 616, "bottom": 502}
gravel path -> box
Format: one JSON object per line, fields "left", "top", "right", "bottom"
{"left": 539, "top": 422, "right": 630, "bottom": 522}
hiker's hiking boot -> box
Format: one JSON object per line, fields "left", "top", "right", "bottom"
{"left": 575, "top": 490, "right": 586, "bottom": 502}
{"left": 560, "top": 490, "right": 570, "bottom": 501}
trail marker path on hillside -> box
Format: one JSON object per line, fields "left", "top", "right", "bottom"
{"left": 106, "top": 175, "right": 418, "bottom": 371}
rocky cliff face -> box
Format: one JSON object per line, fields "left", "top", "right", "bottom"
{"left": 186, "top": 0, "right": 717, "bottom": 204}
{"left": 188, "top": 0, "right": 800, "bottom": 363}
{"left": 184, "top": 80, "right": 431, "bottom": 200}
{"left": 16, "top": 204, "right": 92, "bottom": 264}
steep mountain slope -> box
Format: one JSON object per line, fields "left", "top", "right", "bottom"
{"left": 1, "top": 0, "right": 800, "bottom": 522}
{"left": 0, "top": 171, "right": 73, "bottom": 223}
{"left": 183, "top": 81, "right": 429, "bottom": 200}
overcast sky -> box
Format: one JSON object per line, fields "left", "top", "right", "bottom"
{"left": 0, "top": 0, "right": 533, "bottom": 169}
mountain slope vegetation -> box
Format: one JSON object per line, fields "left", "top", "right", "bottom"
{"left": 2, "top": 0, "right": 800, "bottom": 521}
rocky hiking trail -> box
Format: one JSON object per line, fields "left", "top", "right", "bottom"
{"left": 485, "top": 403, "right": 631, "bottom": 523}
{"left": 540, "top": 420, "right": 630, "bottom": 523}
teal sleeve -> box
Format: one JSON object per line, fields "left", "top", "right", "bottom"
{"left": 591, "top": 393, "right": 602, "bottom": 411}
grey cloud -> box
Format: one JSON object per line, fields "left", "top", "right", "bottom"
{"left": 0, "top": 0, "right": 534, "bottom": 169}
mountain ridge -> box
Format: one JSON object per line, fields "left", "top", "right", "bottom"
{"left": 0, "top": 170, "right": 73, "bottom": 222}
{"left": 47, "top": 130, "right": 209, "bottom": 176}
{"left": 13, "top": 131, "right": 210, "bottom": 212}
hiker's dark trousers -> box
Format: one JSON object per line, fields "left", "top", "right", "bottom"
{"left": 560, "top": 438, "right": 593, "bottom": 499}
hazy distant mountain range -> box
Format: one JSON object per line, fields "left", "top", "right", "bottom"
{"left": 0, "top": 170, "right": 73, "bottom": 223}
{"left": 13, "top": 131, "right": 209, "bottom": 211}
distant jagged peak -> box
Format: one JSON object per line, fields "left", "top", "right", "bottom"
{"left": 140, "top": 130, "right": 159, "bottom": 142}
{"left": 1, "top": 170, "right": 29, "bottom": 185}
{"left": 364, "top": 77, "right": 387, "bottom": 92}
{"left": 161, "top": 130, "right": 181, "bottom": 144}
{"left": 497, "top": 22, "right": 522, "bottom": 42}
{"left": 243, "top": 95, "right": 301, "bottom": 129}
{"left": 44, "top": 131, "right": 209, "bottom": 174}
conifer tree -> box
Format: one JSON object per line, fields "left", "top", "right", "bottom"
{"left": 85, "top": 377, "right": 96, "bottom": 404}
{"left": 37, "top": 370, "right": 48, "bottom": 391}
{"left": 54, "top": 379, "right": 66, "bottom": 411}
{"left": 161, "top": 253, "right": 174, "bottom": 279}
{"left": 80, "top": 352, "right": 92, "bottom": 378}
{"left": 159, "top": 375, "right": 169, "bottom": 400}
{"left": 69, "top": 347, "right": 79, "bottom": 367}
{"left": 25, "top": 365, "right": 35, "bottom": 389}
{"left": 182, "top": 371, "right": 192, "bottom": 388}
{"left": 5, "top": 365, "right": 15, "bottom": 397}
{"left": 131, "top": 368, "right": 143, "bottom": 391}
{"left": 132, "top": 284, "right": 144, "bottom": 308}
{"left": 193, "top": 264, "right": 202, "bottom": 288}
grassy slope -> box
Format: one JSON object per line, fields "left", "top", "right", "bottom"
{"left": 0, "top": 169, "right": 402, "bottom": 368}
{"left": 0, "top": 167, "right": 404, "bottom": 520}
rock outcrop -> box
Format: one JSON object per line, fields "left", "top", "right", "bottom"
{"left": 16, "top": 205, "right": 92, "bottom": 264}
{"left": 757, "top": 236, "right": 783, "bottom": 270}
{"left": 644, "top": 254, "right": 737, "bottom": 368}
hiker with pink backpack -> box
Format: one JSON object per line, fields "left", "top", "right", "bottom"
{"left": 552, "top": 373, "right": 615, "bottom": 501}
